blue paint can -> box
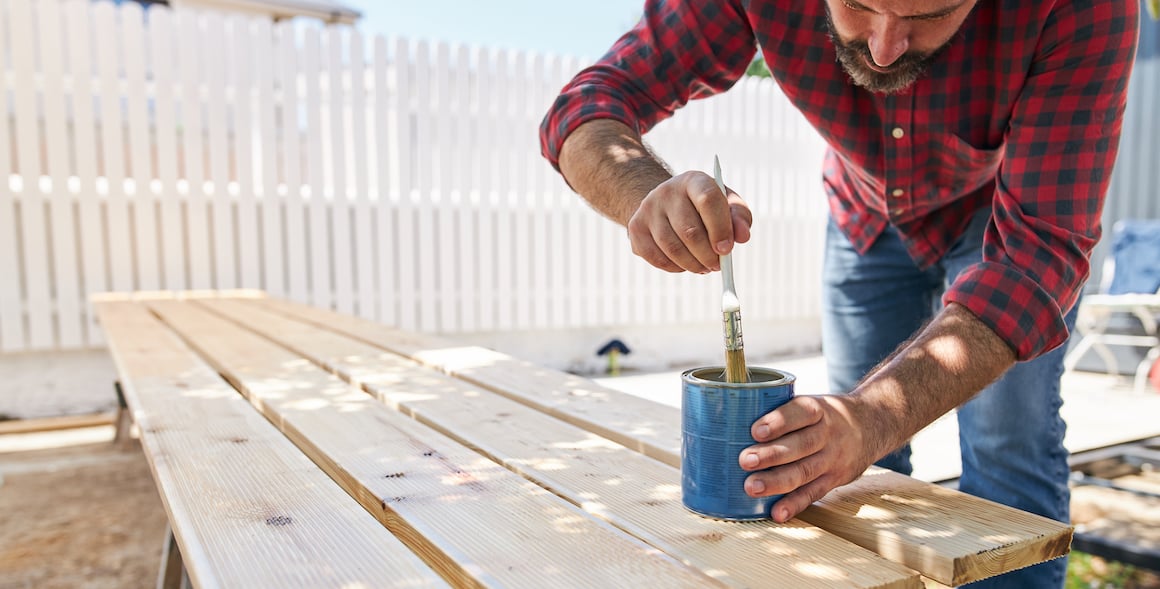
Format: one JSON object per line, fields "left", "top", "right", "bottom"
{"left": 681, "top": 366, "right": 796, "bottom": 520}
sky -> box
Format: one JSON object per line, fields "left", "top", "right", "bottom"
{"left": 343, "top": 0, "right": 646, "bottom": 60}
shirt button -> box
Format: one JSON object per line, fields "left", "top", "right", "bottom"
{"left": 891, "top": 188, "right": 905, "bottom": 197}
{"left": 891, "top": 127, "right": 905, "bottom": 139}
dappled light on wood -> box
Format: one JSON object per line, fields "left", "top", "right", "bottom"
{"left": 793, "top": 561, "right": 846, "bottom": 581}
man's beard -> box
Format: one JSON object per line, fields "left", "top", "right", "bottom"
{"left": 824, "top": 12, "right": 952, "bottom": 94}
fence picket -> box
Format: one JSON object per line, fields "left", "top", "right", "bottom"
{"left": 3, "top": 0, "right": 844, "bottom": 354}
{"left": 372, "top": 35, "right": 396, "bottom": 326}
{"left": 11, "top": 0, "right": 53, "bottom": 349}
{"left": 436, "top": 43, "right": 459, "bottom": 332}
{"left": 327, "top": 26, "right": 355, "bottom": 315}
{"left": 38, "top": 0, "right": 82, "bottom": 348}
{"left": 278, "top": 21, "right": 307, "bottom": 302}
{"left": 0, "top": 0, "right": 22, "bottom": 351}
{"left": 254, "top": 19, "right": 283, "bottom": 297}
{"left": 179, "top": 9, "right": 211, "bottom": 291}
{"left": 413, "top": 41, "right": 438, "bottom": 331}
{"left": 232, "top": 16, "right": 261, "bottom": 289}
{"left": 204, "top": 12, "right": 235, "bottom": 289}
{"left": 303, "top": 28, "right": 330, "bottom": 310}
{"left": 122, "top": 2, "right": 159, "bottom": 292}
{"left": 349, "top": 31, "right": 375, "bottom": 320}
{"left": 150, "top": 9, "right": 185, "bottom": 292}
{"left": 64, "top": 1, "right": 106, "bottom": 346}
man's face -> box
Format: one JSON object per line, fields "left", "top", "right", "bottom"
{"left": 823, "top": 0, "right": 978, "bottom": 94}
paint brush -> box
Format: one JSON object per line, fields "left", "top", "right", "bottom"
{"left": 713, "top": 156, "right": 749, "bottom": 383}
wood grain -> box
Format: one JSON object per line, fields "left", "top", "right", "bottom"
{"left": 93, "top": 299, "right": 446, "bottom": 589}
{"left": 148, "top": 298, "right": 717, "bottom": 589}
{"left": 201, "top": 297, "right": 922, "bottom": 588}
{"left": 250, "top": 295, "right": 1074, "bottom": 586}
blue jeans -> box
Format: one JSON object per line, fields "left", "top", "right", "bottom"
{"left": 821, "top": 211, "right": 1075, "bottom": 589}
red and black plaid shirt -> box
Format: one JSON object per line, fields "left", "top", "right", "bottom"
{"left": 540, "top": 0, "right": 1139, "bottom": 361}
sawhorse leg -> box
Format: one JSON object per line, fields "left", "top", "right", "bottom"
{"left": 114, "top": 381, "right": 133, "bottom": 445}
{"left": 158, "top": 525, "right": 191, "bottom": 589}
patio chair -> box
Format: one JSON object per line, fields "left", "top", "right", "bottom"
{"left": 1064, "top": 219, "right": 1160, "bottom": 392}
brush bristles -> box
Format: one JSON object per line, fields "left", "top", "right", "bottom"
{"left": 724, "top": 348, "right": 749, "bottom": 383}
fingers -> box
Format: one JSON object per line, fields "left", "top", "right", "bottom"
{"left": 738, "top": 423, "right": 827, "bottom": 471}
{"left": 626, "top": 171, "right": 752, "bottom": 273}
{"left": 770, "top": 477, "right": 836, "bottom": 523}
{"left": 687, "top": 173, "right": 737, "bottom": 258}
{"left": 749, "top": 396, "right": 825, "bottom": 444}
{"left": 735, "top": 395, "right": 875, "bottom": 523}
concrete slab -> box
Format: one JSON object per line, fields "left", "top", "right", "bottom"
{"left": 0, "top": 350, "right": 119, "bottom": 420}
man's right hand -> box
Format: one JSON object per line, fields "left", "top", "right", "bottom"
{"left": 557, "top": 119, "right": 753, "bottom": 273}
{"left": 627, "top": 171, "right": 753, "bottom": 273}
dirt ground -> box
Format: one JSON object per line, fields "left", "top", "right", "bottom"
{"left": 0, "top": 430, "right": 168, "bottom": 589}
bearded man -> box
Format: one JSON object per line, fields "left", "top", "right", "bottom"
{"left": 539, "top": 1, "right": 1140, "bottom": 586}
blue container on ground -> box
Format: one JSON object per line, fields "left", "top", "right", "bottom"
{"left": 681, "top": 367, "right": 796, "bottom": 520}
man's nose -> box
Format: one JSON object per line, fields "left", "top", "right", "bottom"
{"left": 868, "top": 19, "right": 910, "bottom": 67}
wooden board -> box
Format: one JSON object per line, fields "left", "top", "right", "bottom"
{"left": 0, "top": 413, "right": 115, "bottom": 436}
{"left": 249, "top": 295, "right": 1074, "bottom": 586}
{"left": 199, "top": 297, "right": 922, "bottom": 589}
{"left": 146, "top": 298, "right": 717, "bottom": 589}
{"left": 92, "top": 300, "right": 446, "bottom": 589}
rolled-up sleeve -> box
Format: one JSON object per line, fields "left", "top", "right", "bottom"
{"left": 943, "top": 0, "right": 1139, "bottom": 360}
{"left": 539, "top": 0, "right": 757, "bottom": 170}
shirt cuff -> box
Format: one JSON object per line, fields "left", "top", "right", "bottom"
{"left": 942, "top": 262, "right": 1069, "bottom": 361}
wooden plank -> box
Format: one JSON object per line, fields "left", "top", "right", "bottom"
{"left": 0, "top": 412, "right": 115, "bottom": 436}
{"left": 150, "top": 298, "right": 721, "bottom": 589}
{"left": 201, "top": 297, "right": 922, "bottom": 588}
{"left": 93, "top": 299, "right": 447, "bottom": 589}
{"left": 250, "top": 296, "right": 1075, "bottom": 586}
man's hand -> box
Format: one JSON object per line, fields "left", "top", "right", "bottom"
{"left": 628, "top": 172, "right": 753, "bottom": 273}
{"left": 738, "top": 394, "right": 881, "bottom": 523}
{"left": 558, "top": 119, "right": 752, "bottom": 273}
{"left": 740, "top": 303, "right": 1018, "bottom": 523}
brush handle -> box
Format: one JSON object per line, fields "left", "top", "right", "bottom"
{"left": 713, "top": 156, "right": 740, "bottom": 311}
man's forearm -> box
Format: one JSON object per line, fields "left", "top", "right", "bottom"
{"left": 558, "top": 119, "right": 672, "bottom": 226}
{"left": 848, "top": 302, "right": 1017, "bottom": 462}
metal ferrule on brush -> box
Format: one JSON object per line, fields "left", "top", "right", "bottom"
{"left": 723, "top": 309, "right": 744, "bottom": 351}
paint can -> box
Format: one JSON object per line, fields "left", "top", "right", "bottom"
{"left": 681, "top": 366, "right": 796, "bottom": 520}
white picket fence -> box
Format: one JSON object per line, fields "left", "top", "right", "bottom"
{"left": 0, "top": 0, "right": 829, "bottom": 360}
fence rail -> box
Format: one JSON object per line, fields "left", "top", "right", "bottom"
{"left": 0, "top": 0, "right": 830, "bottom": 355}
